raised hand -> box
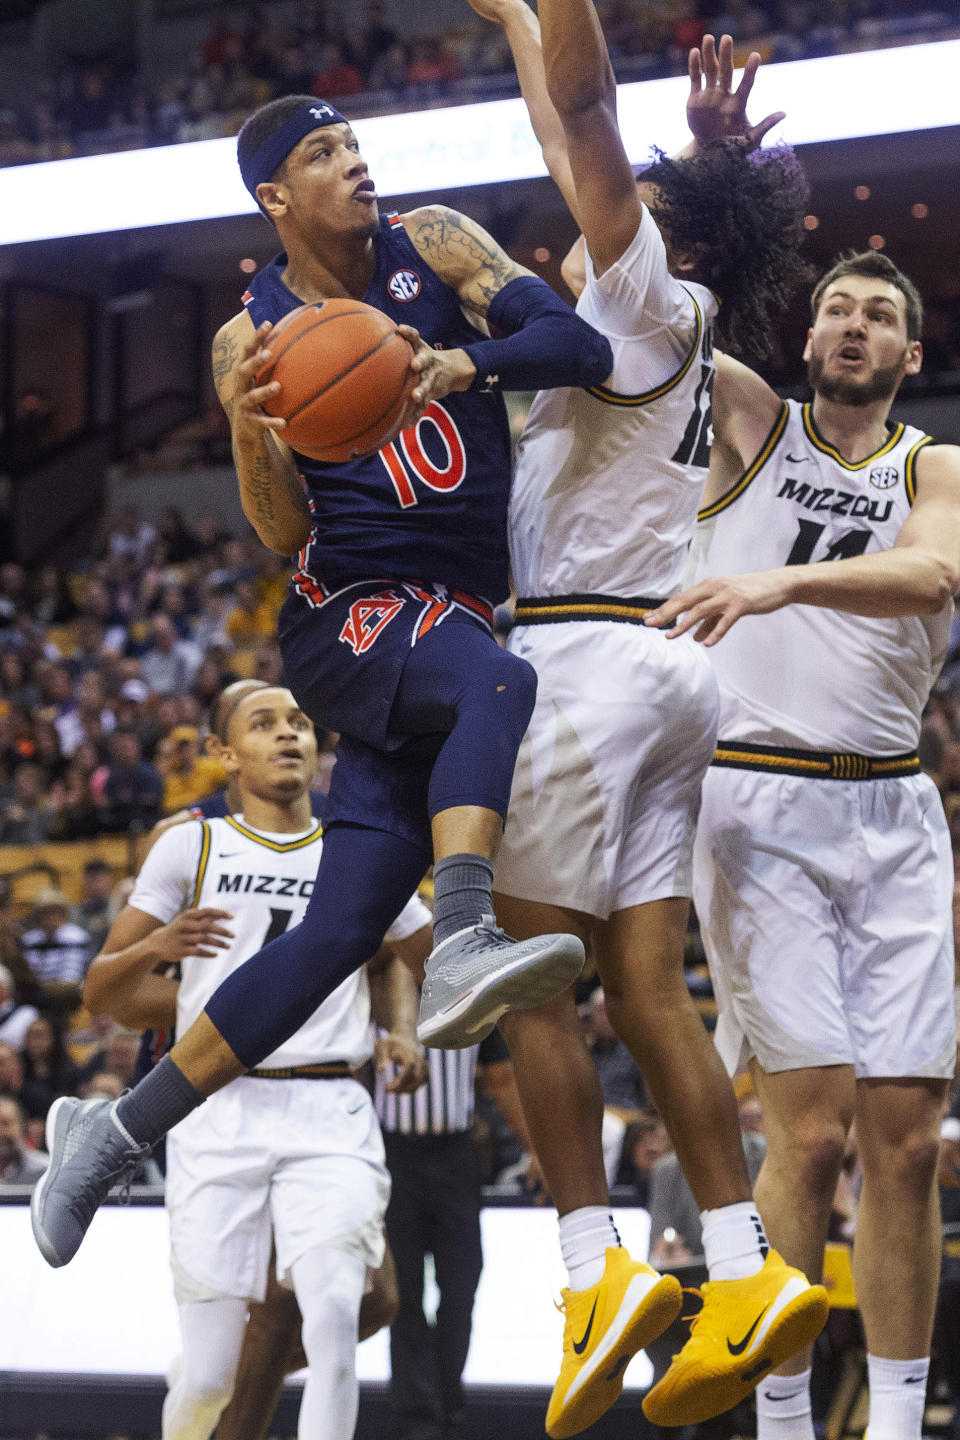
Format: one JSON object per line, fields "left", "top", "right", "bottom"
{"left": 686, "top": 33, "right": 784, "bottom": 151}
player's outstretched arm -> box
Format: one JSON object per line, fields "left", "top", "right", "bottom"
{"left": 537, "top": 0, "right": 639, "bottom": 277}
{"left": 645, "top": 444, "right": 960, "bottom": 645}
{"left": 212, "top": 312, "right": 311, "bottom": 556}
{"left": 83, "top": 904, "right": 234, "bottom": 1028}
{"left": 467, "top": 0, "right": 579, "bottom": 223}
{"left": 401, "top": 204, "right": 612, "bottom": 409}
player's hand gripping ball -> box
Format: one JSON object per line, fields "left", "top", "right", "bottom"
{"left": 256, "top": 299, "right": 416, "bottom": 462}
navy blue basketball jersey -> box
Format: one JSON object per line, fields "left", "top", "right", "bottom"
{"left": 241, "top": 213, "right": 513, "bottom": 604}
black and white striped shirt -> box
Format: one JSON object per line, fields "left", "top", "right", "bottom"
{"left": 375, "top": 1030, "right": 508, "bottom": 1135}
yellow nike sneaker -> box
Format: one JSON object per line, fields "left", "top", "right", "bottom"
{"left": 546, "top": 1246, "right": 682, "bottom": 1439}
{"left": 642, "top": 1249, "right": 829, "bottom": 1427}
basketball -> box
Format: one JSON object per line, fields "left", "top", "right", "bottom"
{"left": 257, "top": 298, "right": 416, "bottom": 463}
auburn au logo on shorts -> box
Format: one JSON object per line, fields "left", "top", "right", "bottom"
{"left": 339, "top": 590, "right": 405, "bottom": 655}
{"left": 387, "top": 269, "right": 422, "bottom": 302}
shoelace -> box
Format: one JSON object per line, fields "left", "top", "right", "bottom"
{"left": 65, "top": 1142, "right": 150, "bottom": 1228}
{"left": 665, "top": 1287, "right": 706, "bottom": 1361}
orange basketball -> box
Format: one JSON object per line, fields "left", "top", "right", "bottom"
{"left": 257, "top": 299, "right": 415, "bottom": 463}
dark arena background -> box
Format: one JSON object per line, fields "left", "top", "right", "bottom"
{"left": 1, "top": 2, "right": 960, "bottom": 1439}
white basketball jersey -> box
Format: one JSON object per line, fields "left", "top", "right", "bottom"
{"left": 691, "top": 398, "right": 946, "bottom": 753}
{"left": 509, "top": 209, "right": 718, "bottom": 599}
{"left": 129, "top": 814, "right": 372, "bottom": 1068}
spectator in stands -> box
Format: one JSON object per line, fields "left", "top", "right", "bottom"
{"left": 105, "top": 505, "right": 157, "bottom": 568}
{"left": 0, "top": 651, "right": 38, "bottom": 711}
{"left": 30, "top": 566, "right": 78, "bottom": 630}
{"left": 95, "top": 726, "right": 163, "bottom": 833}
{"left": 74, "top": 858, "right": 116, "bottom": 954}
{"left": 619, "top": 1110, "right": 673, "bottom": 1207}
{"left": 21, "top": 887, "right": 93, "bottom": 998}
{"left": 159, "top": 723, "right": 227, "bottom": 813}
{"left": 356, "top": 2, "right": 398, "bottom": 79}
{"left": 0, "top": 1096, "right": 46, "bottom": 1186}
{"left": 224, "top": 576, "right": 277, "bottom": 647}
{"left": 406, "top": 35, "right": 463, "bottom": 91}
{"left": 19, "top": 1014, "right": 79, "bottom": 1122}
{"left": 139, "top": 614, "right": 201, "bottom": 697}
{"left": 580, "top": 985, "right": 646, "bottom": 1111}
{"left": 0, "top": 762, "right": 57, "bottom": 843}
{"left": 82, "top": 1026, "right": 140, "bottom": 1090}
{"left": 0, "top": 964, "right": 39, "bottom": 1051}
{"left": 79, "top": 577, "right": 128, "bottom": 654}
{"left": 311, "top": 39, "right": 364, "bottom": 97}
{"left": 49, "top": 756, "right": 100, "bottom": 841}
{"left": 55, "top": 671, "right": 115, "bottom": 757}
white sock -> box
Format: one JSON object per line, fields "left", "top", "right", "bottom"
{"left": 700, "top": 1201, "right": 768, "bottom": 1281}
{"left": 755, "top": 1367, "right": 815, "bottom": 1439}
{"left": 558, "top": 1206, "right": 620, "bottom": 1290}
{"left": 863, "top": 1354, "right": 929, "bottom": 1440}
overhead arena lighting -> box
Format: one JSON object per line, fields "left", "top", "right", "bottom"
{"left": 1, "top": 38, "right": 958, "bottom": 246}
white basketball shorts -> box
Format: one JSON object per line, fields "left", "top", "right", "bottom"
{"left": 166, "top": 1075, "right": 390, "bottom": 1304}
{"left": 496, "top": 621, "right": 719, "bottom": 919}
{"left": 693, "top": 766, "right": 956, "bottom": 1080}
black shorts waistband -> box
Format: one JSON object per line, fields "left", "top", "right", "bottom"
{"left": 248, "top": 1062, "right": 353, "bottom": 1081}
{"left": 514, "top": 593, "right": 671, "bottom": 626}
{"left": 712, "top": 740, "right": 921, "bottom": 781}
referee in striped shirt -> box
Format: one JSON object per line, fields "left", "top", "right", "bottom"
{"left": 374, "top": 904, "right": 530, "bottom": 1440}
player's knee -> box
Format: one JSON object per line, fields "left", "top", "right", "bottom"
{"left": 463, "top": 646, "right": 537, "bottom": 734}
{"left": 787, "top": 1120, "right": 848, "bottom": 1193}
{"left": 879, "top": 1126, "right": 941, "bottom": 1191}
{"left": 180, "top": 1372, "right": 236, "bottom": 1422}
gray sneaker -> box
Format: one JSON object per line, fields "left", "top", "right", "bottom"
{"left": 31, "top": 1096, "right": 151, "bottom": 1268}
{"left": 417, "top": 914, "right": 585, "bottom": 1049}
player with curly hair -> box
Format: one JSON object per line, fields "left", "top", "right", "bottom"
{"left": 467, "top": 0, "right": 826, "bottom": 1433}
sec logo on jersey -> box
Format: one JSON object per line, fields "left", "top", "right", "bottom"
{"left": 387, "top": 269, "right": 422, "bottom": 302}
{"left": 869, "top": 465, "right": 899, "bottom": 490}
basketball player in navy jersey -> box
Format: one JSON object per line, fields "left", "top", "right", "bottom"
{"left": 32, "top": 98, "right": 612, "bottom": 1269}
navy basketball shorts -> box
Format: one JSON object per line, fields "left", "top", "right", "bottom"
{"left": 278, "top": 576, "right": 496, "bottom": 849}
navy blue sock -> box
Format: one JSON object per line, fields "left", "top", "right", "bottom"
{"left": 391, "top": 621, "right": 537, "bottom": 821}
{"left": 433, "top": 853, "right": 495, "bottom": 946}
{"left": 205, "top": 824, "right": 429, "bottom": 1069}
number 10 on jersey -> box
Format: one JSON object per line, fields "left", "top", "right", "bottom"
{"left": 379, "top": 401, "right": 467, "bottom": 508}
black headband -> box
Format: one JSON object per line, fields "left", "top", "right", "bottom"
{"left": 239, "top": 101, "right": 350, "bottom": 199}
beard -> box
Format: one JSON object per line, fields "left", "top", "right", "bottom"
{"left": 806, "top": 345, "right": 907, "bottom": 407}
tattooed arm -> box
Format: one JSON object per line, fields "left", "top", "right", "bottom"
{"left": 398, "top": 205, "right": 611, "bottom": 404}
{"left": 404, "top": 205, "right": 535, "bottom": 320}
{"left": 211, "top": 311, "right": 311, "bottom": 556}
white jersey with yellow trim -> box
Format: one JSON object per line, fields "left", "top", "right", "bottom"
{"left": 129, "top": 813, "right": 371, "bottom": 1069}
{"left": 508, "top": 207, "right": 719, "bottom": 600}
{"left": 691, "top": 397, "right": 946, "bottom": 754}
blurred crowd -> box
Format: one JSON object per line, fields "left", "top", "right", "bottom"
{"left": 0, "top": 503, "right": 300, "bottom": 845}
{"left": 0, "top": 0, "right": 957, "bottom": 169}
